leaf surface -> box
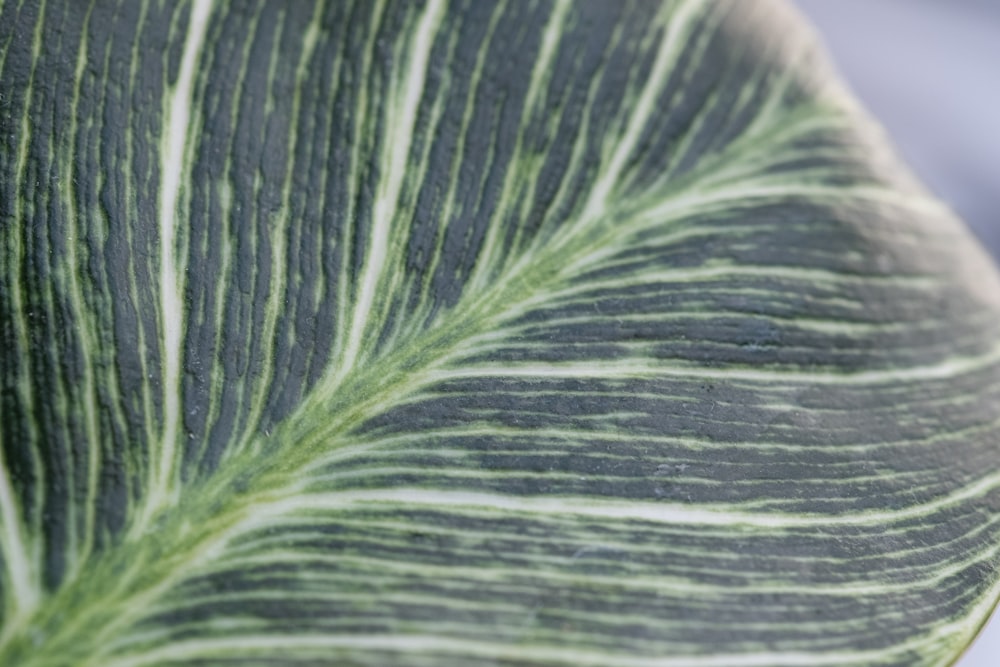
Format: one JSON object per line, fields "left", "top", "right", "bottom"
{"left": 2, "top": 1, "right": 1000, "bottom": 666}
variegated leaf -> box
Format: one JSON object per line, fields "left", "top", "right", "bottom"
{"left": 2, "top": 1, "right": 1000, "bottom": 666}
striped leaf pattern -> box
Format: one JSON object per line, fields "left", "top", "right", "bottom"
{"left": 2, "top": 1, "right": 1000, "bottom": 665}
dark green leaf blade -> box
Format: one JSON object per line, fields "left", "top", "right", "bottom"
{"left": 2, "top": 1, "right": 1000, "bottom": 666}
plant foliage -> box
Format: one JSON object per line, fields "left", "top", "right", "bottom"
{"left": 2, "top": 1, "right": 1000, "bottom": 665}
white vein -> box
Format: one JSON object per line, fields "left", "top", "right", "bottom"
{"left": 427, "top": 336, "right": 1000, "bottom": 387}
{"left": 145, "top": 0, "right": 214, "bottom": 525}
{"left": 0, "top": 435, "right": 36, "bottom": 624}
{"left": 465, "top": 0, "right": 570, "bottom": 294}
{"left": 237, "top": 466, "right": 1000, "bottom": 531}
{"left": 100, "top": 633, "right": 928, "bottom": 667}
{"left": 339, "top": 0, "right": 445, "bottom": 379}
{"left": 579, "top": 0, "right": 703, "bottom": 217}
{"left": 62, "top": 0, "right": 101, "bottom": 577}
{"left": 0, "top": 0, "right": 48, "bottom": 626}
{"left": 237, "top": 5, "right": 324, "bottom": 457}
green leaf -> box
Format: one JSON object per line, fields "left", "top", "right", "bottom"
{"left": 2, "top": 1, "right": 1000, "bottom": 665}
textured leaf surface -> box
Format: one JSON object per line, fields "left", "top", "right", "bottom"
{"left": 2, "top": 1, "right": 1000, "bottom": 665}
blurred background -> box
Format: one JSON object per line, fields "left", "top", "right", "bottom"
{"left": 794, "top": 1, "right": 1000, "bottom": 664}
{"left": 796, "top": 0, "right": 1000, "bottom": 257}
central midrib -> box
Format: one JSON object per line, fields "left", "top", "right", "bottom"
{"left": 0, "top": 198, "right": 623, "bottom": 667}
{"left": 2, "top": 81, "right": 853, "bottom": 665}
